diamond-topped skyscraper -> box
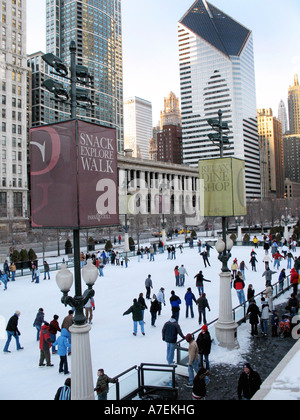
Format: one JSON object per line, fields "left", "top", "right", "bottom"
{"left": 178, "top": 0, "right": 261, "bottom": 198}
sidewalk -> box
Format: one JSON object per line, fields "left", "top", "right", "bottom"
{"left": 176, "top": 297, "right": 298, "bottom": 400}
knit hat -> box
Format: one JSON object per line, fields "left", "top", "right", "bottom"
{"left": 185, "top": 334, "right": 193, "bottom": 343}
{"left": 243, "top": 363, "right": 251, "bottom": 370}
{"left": 201, "top": 325, "right": 208, "bottom": 332}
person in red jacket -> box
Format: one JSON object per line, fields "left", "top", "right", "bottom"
{"left": 39, "top": 322, "right": 54, "bottom": 367}
{"left": 290, "top": 268, "right": 299, "bottom": 296}
{"left": 233, "top": 272, "right": 246, "bottom": 305}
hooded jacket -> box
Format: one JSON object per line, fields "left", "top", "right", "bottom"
{"left": 290, "top": 268, "right": 299, "bottom": 285}
{"left": 53, "top": 328, "right": 71, "bottom": 356}
{"left": 39, "top": 325, "right": 52, "bottom": 351}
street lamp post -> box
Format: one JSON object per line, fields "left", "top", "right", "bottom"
{"left": 123, "top": 214, "right": 130, "bottom": 253}
{"left": 235, "top": 216, "right": 244, "bottom": 242}
{"left": 282, "top": 207, "right": 290, "bottom": 242}
{"left": 43, "top": 42, "right": 97, "bottom": 399}
{"left": 207, "top": 110, "right": 239, "bottom": 349}
{"left": 161, "top": 214, "right": 167, "bottom": 247}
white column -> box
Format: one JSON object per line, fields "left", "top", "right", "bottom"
{"left": 215, "top": 271, "right": 239, "bottom": 349}
{"left": 237, "top": 225, "right": 243, "bottom": 242}
{"left": 70, "top": 324, "right": 95, "bottom": 400}
{"left": 124, "top": 232, "right": 130, "bottom": 252}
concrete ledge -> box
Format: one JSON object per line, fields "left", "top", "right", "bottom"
{"left": 252, "top": 338, "right": 300, "bottom": 400}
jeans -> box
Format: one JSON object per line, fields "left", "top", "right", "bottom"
{"left": 200, "top": 353, "right": 210, "bottom": 370}
{"left": 97, "top": 391, "right": 108, "bottom": 400}
{"left": 188, "top": 357, "right": 200, "bottom": 385}
{"left": 151, "top": 312, "right": 157, "bottom": 326}
{"left": 179, "top": 274, "right": 185, "bottom": 287}
{"left": 198, "top": 309, "right": 207, "bottom": 325}
{"left": 166, "top": 342, "right": 176, "bottom": 365}
{"left": 4, "top": 331, "right": 22, "bottom": 352}
{"left": 236, "top": 290, "right": 246, "bottom": 305}
{"left": 133, "top": 320, "right": 144, "bottom": 335}
{"left": 262, "top": 319, "right": 268, "bottom": 335}
{"left": 150, "top": 254, "right": 155, "bottom": 262}
{"left": 59, "top": 355, "right": 69, "bottom": 374}
{"left": 274, "top": 260, "right": 280, "bottom": 269}
{"left": 186, "top": 304, "right": 194, "bottom": 318}
{"left": 35, "top": 325, "right": 42, "bottom": 341}
{"left": 50, "top": 333, "right": 57, "bottom": 352}
{"left": 287, "top": 259, "right": 292, "bottom": 269}
{"left": 11, "top": 272, "right": 16, "bottom": 281}
{"left": 197, "top": 286, "right": 204, "bottom": 296}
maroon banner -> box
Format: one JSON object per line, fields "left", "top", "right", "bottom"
{"left": 30, "top": 120, "right": 119, "bottom": 228}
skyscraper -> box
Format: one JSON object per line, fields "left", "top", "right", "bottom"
{"left": 257, "top": 108, "right": 284, "bottom": 199}
{"left": 44, "top": 0, "right": 124, "bottom": 152}
{"left": 288, "top": 74, "right": 300, "bottom": 135}
{"left": 123, "top": 97, "right": 152, "bottom": 160}
{"left": 0, "top": 0, "right": 29, "bottom": 237}
{"left": 178, "top": 0, "right": 261, "bottom": 199}
{"left": 278, "top": 99, "right": 288, "bottom": 135}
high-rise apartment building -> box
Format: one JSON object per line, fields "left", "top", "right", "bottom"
{"left": 37, "top": 0, "right": 124, "bottom": 152}
{"left": 257, "top": 108, "right": 284, "bottom": 199}
{"left": 288, "top": 74, "right": 300, "bottom": 135}
{"left": 123, "top": 97, "right": 152, "bottom": 160}
{"left": 178, "top": 0, "right": 261, "bottom": 199}
{"left": 0, "top": 0, "right": 29, "bottom": 237}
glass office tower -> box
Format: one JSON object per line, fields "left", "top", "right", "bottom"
{"left": 45, "top": 0, "right": 123, "bottom": 152}
{"left": 178, "top": 0, "right": 261, "bottom": 199}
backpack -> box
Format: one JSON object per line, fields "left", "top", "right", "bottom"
{"left": 59, "top": 385, "right": 71, "bottom": 400}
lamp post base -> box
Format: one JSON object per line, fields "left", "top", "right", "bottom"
{"left": 215, "top": 320, "right": 239, "bottom": 350}
{"left": 69, "top": 323, "right": 95, "bottom": 400}
{"left": 215, "top": 271, "right": 240, "bottom": 350}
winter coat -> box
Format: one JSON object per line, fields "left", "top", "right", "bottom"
{"left": 61, "top": 314, "right": 74, "bottom": 332}
{"left": 247, "top": 302, "right": 260, "bottom": 325}
{"left": 290, "top": 268, "right": 299, "bottom": 285}
{"left": 157, "top": 289, "right": 165, "bottom": 305}
{"left": 238, "top": 369, "right": 262, "bottom": 400}
{"left": 294, "top": 258, "right": 300, "bottom": 272}
{"left": 150, "top": 298, "right": 160, "bottom": 314}
{"left": 53, "top": 328, "right": 71, "bottom": 356}
{"left": 123, "top": 302, "right": 144, "bottom": 322}
{"left": 261, "top": 303, "right": 270, "bottom": 320}
{"left": 145, "top": 276, "right": 153, "bottom": 288}
{"left": 170, "top": 294, "right": 181, "bottom": 313}
{"left": 39, "top": 325, "right": 52, "bottom": 351}
{"left": 271, "top": 311, "right": 279, "bottom": 327}
{"left": 194, "top": 272, "right": 211, "bottom": 287}
{"left": 188, "top": 340, "right": 199, "bottom": 365}
{"left": 6, "top": 314, "right": 20, "bottom": 335}
{"left": 233, "top": 276, "right": 245, "bottom": 291}
{"left": 262, "top": 269, "right": 276, "bottom": 285}
{"left": 162, "top": 318, "right": 185, "bottom": 343}
{"left": 192, "top": 371, "right": 207, "bottom": 399}
{"left": 196, "top": 296, "right": 210, "bottom": 311}
{"left": 49, "top": 319, "right": 61, "bottom": 335}
{"left": 196, "top": 331, "right": 212, "bottom": 355}
{"left": 184, "top": 291, "right": 197, "bottom": 306}
{"left": 33, "top": 311, "right": 44, "bottom": 328}
{"left": 95, "top": 374, "right": 115, "bottom": 395}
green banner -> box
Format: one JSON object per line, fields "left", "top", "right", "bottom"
{"left": 199, "top": 157, "right": 247, "bottom": 217}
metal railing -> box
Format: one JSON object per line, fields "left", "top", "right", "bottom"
{"left": 174, "top": 274, "right": 293, "bottom": 367}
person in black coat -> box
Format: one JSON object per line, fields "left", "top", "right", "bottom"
{"left": 3, "top": 311, "right": 23, "bottom": 353}
{"left": 237, "top": 363, "right": 262, "bottom": 400}
{"left": 150, "top": 295, "right": 160, "bottom": 327}
{"left": 246, "top": 300, "right": 261, "bottom": 336}
{"left": 192, "top": 368, "right": 209, "bottom": 400}
{"left": 196, "top": 325, "right": 212, "bottom": 371}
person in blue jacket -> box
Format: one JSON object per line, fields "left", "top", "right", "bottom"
{"left": 53, "top": 328, "right": 71, "bottom": 375}
{"left": 170, "top": 290, "right": 181, "bottom": 322}
{"left": 184, "top": 288, "right": 197, "bottom": 318}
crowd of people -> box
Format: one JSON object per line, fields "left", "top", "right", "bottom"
{"left": 1, "top": 231, "right": 299, "bottom": 400}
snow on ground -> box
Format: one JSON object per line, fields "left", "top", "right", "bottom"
{"left": 0, "top": 240, "right": 295, "bottom": 400}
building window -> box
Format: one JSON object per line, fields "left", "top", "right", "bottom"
{"left": 0, "top": 192, "right": 7, "bottom": 217}
{"left": 13, "top": 192, "right": 22, "bottom": 217}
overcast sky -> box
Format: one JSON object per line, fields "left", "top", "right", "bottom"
{"left": 27, "top": 0, "right": 300, "bottom": 124}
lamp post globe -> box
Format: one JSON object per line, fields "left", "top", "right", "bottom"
{"left": 56, "top": 263, "right": 73, "bottom": 293}
{"left": 82, "top": 259, "right": 98, "bottom": 287}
